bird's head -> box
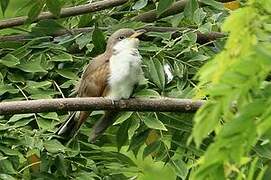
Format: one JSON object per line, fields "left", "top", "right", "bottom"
{"left": 106, "top": 28, "right": 146, "bottom": 52}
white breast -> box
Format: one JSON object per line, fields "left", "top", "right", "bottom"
{"left": 107, "top": 47, "right": 142, "bottom": 100}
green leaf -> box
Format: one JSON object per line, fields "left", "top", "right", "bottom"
{"left": 0, "top": 160, "right": 16, "bottom": 175}
{"left": 46, "top": 0, "right": 61, "bottom": 17}
{"left": 0, "top": 146, "right": 26, "bottom": 163}
{"left": 171, "top": 160, "right": 188, "bottom": 179}
{"left": 60, "top": 80, "right": 77, "bottom": 89}
{"left": 86, "top": 44, "right": 95, "bottom": 53}
{"left": 16, "top": 56, "right": 47, "bottom": 73}
{"left": 184, "top": 0, "right": 199, "bottom": 21}
{"left": 13, "top": 118, "right": 34, "bottom": 128}
{"left": 0, "top": 174, "right": 16, "bottom": 180}
{"left": 27, "top": 1, "right": 45, "bottom": 23}
{"left": 128, "top": 130, "right": 149, "bottom": 153}
{"left": 92, "top": 26, "right": 106, "bottom": 54}
{"left": 134, "top": 89, "right": 160, "bottom": 98}
{"left": 7, "top": 73, "right": 25, "bottom": 83}
{"left": 26, "top": 81, "right": 52, "bottom": 90}
{"left": 132, "top": 0, "right": 148, "bottom": 10}
{"left": 56, "top": 69, "right": 78, "bottom": 80}
{"left": 57, "top": 34, "right": 82, "bottom": 45}
{"left": 0, "top": 83, "right": 19, "bottom": 96}
{"left": 114, "top": 112, "right": 133, "bottom": 125}
{"left": 142, "top": 115, "right": 167, "bottom": 131}
{"left": 254, "top": 143, "right": 271, "bottom": 160}
{"left": 36, "top": 117, "right": 55, "bottom": 130}
{"left": 31, "top": 20, "right": 64, "bottom": 36}
{"left": 0, "top": 0, "right": 9, "bottom": 16}
{"left": 75, "top": 173, "right": 96, "bottom": 180}
{"left": 116, "top": 121, "right": 130, "bottom": 151}
{"left": 67, "top": 137, "right": 80, "bottom": 157}
{"left": 198, "top": 22, "right": 212, "bottom": 33}
{"left": 128, "top": 118, "right": 140, "bottom": 140}
{"left": 8, "top": 114, "right": 34, "bottom": 123}
{"left": 55, "top": 154, "right": 68, "bottom": 177}
{"left": 145, "top": 32, "right": 172, "bottom": 40}
{"left": 0, "top": 72, "right": 3, "bottom": 82}
{"left": 44, "top": 139, "right": 66, "bottom": 153}
{"left": 50, "top": 53, "right": 73, "bottom": 62}
{"left": 193, "top": 8, "right": 207, "bottom": 25}
{"left": 143, "top": 140, "right": 161, "bottom": 159}
{"left": 139, "top": 42, "right": 161, "bottom": 52}
{"left": 76, "top": 33, "right": 92, "bottom": 50}
{"left": 157, "top": 0, "right": 174, "bottom": 16}
{"left": 29, "top": 89, "right": 58, "bottom": 99}
{"left": 38, "top": 112, "right": 59, "bottom": 121}
{"left": 200, "top": 0, "right": 224, "bottom": 10}
{"left": 147, "top": 58, "right": 165, "bottom": 90}
{"left": 0, "top": 54, "right": 20, "bottom": 67}
{"left": 193, "top": 102, "right": 221, "bottom": 146}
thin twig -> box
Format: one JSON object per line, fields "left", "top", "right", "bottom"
{"left": 53, "top": 81, "right": 66, "bottom": 99}
{"left": 18, "top": 161, "right": 41, "bottom": 174}
{"left": 14, "top": 84, "right": 38, "bottom": 121}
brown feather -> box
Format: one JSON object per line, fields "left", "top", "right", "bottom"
{"left": 76, "top": 53, "right": 110, "bottom": 129}
{"left": 56, "top": 52, "right": 111, "bottom": 138}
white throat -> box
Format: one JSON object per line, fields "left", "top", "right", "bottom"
{"left": 113, "top": 38, "right": 139, "bottom": 52}
{"left": 107, "top": 39, "right": 143, "bottom": 100}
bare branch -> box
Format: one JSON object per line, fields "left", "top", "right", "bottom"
{"left": 0, "top": 0, "right": 128, "bottom": 29}
{"left": 0, "top": 26, "right": 225, "bottom": 44}
{"left": 0, "top": 98, "right": 205, "bottom": 115}
{"left": 133, "top": 0, "right": 187, "bottom": 23}
{"left": 133, "top": 0, "right": 237, "bottom": 22}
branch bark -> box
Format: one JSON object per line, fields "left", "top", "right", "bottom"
{"left": 133, "top": 0, "right": 187, "bottom": 23}
{"left": 133, "top": 0, "right": 237, "bottom": 23}
{"left": 0, "top": 98, "right": 204, "bottom": 115}
{"left": 0, "top": 0, "right": 128, "bottom": 29}
{"left": 0, "top": 26, "right": 225, "bottom": 44}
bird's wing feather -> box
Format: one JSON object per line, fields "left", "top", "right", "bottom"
{"left": 56, "top": 53, "right": 111, "bottom": 138}
{"left": 77, "top": 53, "right": 111, "bottom": 97}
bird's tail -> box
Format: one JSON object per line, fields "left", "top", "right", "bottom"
{"left": 56, "top": 111, "right": 91, "bottom": 140}
{"left": 56, "top": 111, "right": 117, "bottom": 143}
{"left": 89, "top": 111, "right": 118, "bottom": 143}
{"left": 56, "top": 112, "right": 78, "bottom": 139}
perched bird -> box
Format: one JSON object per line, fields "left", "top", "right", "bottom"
{"left": 56, "top": 28, "right": 145, "bottom": 142}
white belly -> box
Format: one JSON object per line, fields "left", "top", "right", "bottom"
{"left": 107, "top": 49, "right": 142, "bottom": 100}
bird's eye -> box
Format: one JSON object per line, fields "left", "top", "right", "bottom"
{"left": 118, "top": 36, "right": 125, "bottom": 40}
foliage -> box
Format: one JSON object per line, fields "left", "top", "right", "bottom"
{"left": 1, "top": 0, "right": 267, "bottom": 179}
{"left": 192, "top": 0, "right": 271, "bottom": 179}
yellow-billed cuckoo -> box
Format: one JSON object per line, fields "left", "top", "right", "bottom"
{"left": 56, "top": 28, "right": 145, "bottom": 142}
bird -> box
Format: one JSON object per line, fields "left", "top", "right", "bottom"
{"left": 56, "top": 28, "right": 145, "bottom": 142}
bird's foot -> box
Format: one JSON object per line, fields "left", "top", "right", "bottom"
{"left": 105, "top": 96, "right": 120, "bottom": 106}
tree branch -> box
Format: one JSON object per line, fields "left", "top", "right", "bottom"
{"left": 133, "top": 0, "right": 237, "bottom": 22}
{"left": 0, "top": 26, "right": 225, "bottom": 44}
{"left": 0, "top": 0, "right": 128, "bottom": 29}
{"left": 0, "top": 98, "right": 204, "bottom": 115}
{"left": 133, "top": 0, "right": 187, "bottom": 23}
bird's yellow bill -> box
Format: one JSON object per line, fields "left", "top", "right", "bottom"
{"left": 129, "top": 29, "right": 146, "bottom": 38}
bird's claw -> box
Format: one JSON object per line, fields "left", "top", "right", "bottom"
{"left": 111, "top": 99, "right": 115, "bottom": 106}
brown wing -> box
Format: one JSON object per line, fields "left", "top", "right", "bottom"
{"left": 77, "top": 52, "right": 111, "bottom": 97}
{"left": 71, "top": 52, "right": 111, "bottom": 130}
{"left": 57, "top": 50, "right": 112, "bottom": 139}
